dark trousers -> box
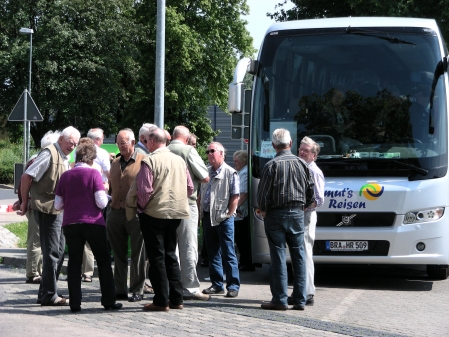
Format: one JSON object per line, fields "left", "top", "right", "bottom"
{"left": 138, "top": 213, "right": 183, "bottom": 307}
{"left": 234, "top": 216, "right": 253, "bottom": 267}
{"left": 200, "top": 222, "right": 209, "bottom": 262}
{"left": 63, "top": 224, "right": 116, "bottom": 308}
{"left": 36, "top": 211, "right": 65, "bottom": 304}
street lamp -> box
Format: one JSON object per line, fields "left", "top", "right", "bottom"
{"left": 19, "top": 27, "right": 33, "bottom": 163}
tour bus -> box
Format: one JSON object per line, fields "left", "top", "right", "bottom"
{"left": 229, "top": 17, "right": 449, "bottom": 279}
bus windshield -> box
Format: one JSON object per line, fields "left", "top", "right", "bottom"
{"left": 251, "top": 27, "right": 448, "bottom": 181}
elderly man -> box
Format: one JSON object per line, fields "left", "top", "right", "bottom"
{"left": 135, "top": 123, "right": 157, "bottom": 155}
{"left": 168, "top": 125, "right": 210, "bottom": 301}
{"left": 19, "top": 126, "right": 80, "bottom": 306}
{"left": 200, "top": 142, "right": 240, "bottom": 298}
{"left": 292, "top": 136, "right": 325, "bottom": 306}
{"left": 107, "top": 128, "right": 146, "bottom": 302}
{"left": 126, "top": 127, "right": 193, "bottom": 311}
{"left": 257, "top": 128, "right": 315, "bottom": 311}
{"left": 87, "top": 128, "right": 110, "bottom": 182}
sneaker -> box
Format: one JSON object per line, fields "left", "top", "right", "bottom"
{"left": 202, "top": 286, "right": 224, "bottom": 295}
{"left": 225, "top": 290, "right": 238, "bottom": 298}
{"left": 306, "top": 295, "right": 314, "bottom": 306}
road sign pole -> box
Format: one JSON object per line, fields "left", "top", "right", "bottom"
{"left": 23, "top": 89, "right": 27, "bottom": 169}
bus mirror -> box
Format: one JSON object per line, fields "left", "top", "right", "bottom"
{"left": 228, "top": 83, "right": 244, "bottom": 113}
{"left": 248, "top": 60, "right": 258, "bottom": 75}
{"left": 244, "top": 89, "right": 252, "bottom": 113}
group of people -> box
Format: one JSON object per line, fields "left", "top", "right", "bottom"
{"left": 15, "top": 122, "right": 324, "bottom": 313}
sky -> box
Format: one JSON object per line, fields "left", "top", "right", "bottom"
{"left": 244, "top": 0, "right": 295, "bottom": 54}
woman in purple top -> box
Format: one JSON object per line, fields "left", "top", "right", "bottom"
{"left": 55, "top": 142, "right": 122, "bottom": 313}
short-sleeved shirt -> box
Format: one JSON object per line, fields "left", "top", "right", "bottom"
{"left": 25, "top": 142, "right": 70, "bottom": 182}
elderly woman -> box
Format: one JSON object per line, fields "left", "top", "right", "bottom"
{"left": 54, "top": 142, "right": 122, "bottom": 313}
{"left": 233, "top": 150, "right": 254, "bottom": 271}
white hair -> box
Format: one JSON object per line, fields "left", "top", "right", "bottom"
{"left": 60, "top": 126, "right": 81, "bottom": 140}
{"left": 139, "top": 123, "right": 157, "bottom": 137}
{"left": 172, "top": 125, "right": 190, "bottom": 139}
{"left": 272, "top": 128, "right": 291, "bottom": 148}
{"left": 87, "top": 128, "right": 104, "bottom": 140}
{"left": 119, "top": 128, "right": 135, "bottom": 141}
{"left": 41, "top": 131, "right": 61, "bottom": 148}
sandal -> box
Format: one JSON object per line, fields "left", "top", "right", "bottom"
{"left": 81, "top": 274, "right": 92, "bottom": 282}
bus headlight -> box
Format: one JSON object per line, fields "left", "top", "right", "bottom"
{"left": 403, "top": 208, "right": 444, "bottom": 224}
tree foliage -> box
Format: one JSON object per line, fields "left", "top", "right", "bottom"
{"left": 0, "top": 0, "right": 254, "bottom": 147}
{"left": 270, "top": 0, "right": 449, "bottom": 42}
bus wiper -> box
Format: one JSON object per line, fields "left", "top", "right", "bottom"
{"left": 391, "top": 160, "right": 428, "bottom": 176}
{"left": 319, "top": 158, "right": 428, "bottom": 175}
{"left": 346, "top": 26, "right": 416, "bottom": 45}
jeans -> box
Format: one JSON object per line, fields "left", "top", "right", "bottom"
{"left": 176, "top": 204, "right": 201, "bottom": 295}
{"left": 63, "top": 224, "right": 116, "bottom": 308}
{"left": 264, "top": 209, "right": 306, "bottom": 306}
{"left": 139, "top": 213, "right": 183, "bottom": 307}
{"left": 203, "top": 214, "right": 240, "bottom": 291}
{"left": 36, "top": 211, "right": 65, "bottom": 304}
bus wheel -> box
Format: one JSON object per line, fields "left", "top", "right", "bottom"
{"left": 426, "top": 265, "right": 449, "bottom": 280}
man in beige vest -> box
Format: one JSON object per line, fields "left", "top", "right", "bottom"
{"left": 19, "top": 126, "right": 80, "bottom": 306}
{"left": 107, "top": 128, "right": 146, "bottom": 303}
{"left": 168, "top": 125, "right": 210, "bottom": 301}
{"left": 126, "top": 127, "right": 193, "bottom": 311}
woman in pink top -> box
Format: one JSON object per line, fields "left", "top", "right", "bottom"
{"left": 55, "top": 142, "right": 122, "bottom": 313}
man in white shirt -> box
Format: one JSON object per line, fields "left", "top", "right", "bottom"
{"left": 87, "top": 128, "right": 110, "bottom": 183}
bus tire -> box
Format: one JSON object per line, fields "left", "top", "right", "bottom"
{"left": 426, "top": 264, "right": 449, "bottom": 280}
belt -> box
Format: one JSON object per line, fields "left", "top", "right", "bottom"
{"left": 271, "top": 205, "right": 304, "bottom": 212}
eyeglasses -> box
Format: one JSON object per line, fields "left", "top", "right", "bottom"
{"left": 116, "top": 140, "right": 132, "bottom": 147}
{"left": 299, "top": 148, "right": 314, "bottom": 154}
{"left": 206, "top": 149, "right": 219, "bottom": 155}
{"left": 66, "top": 140, "right": 78, "bottom": 147}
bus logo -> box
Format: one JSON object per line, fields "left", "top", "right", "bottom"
{"left": 359, "top": 183, "right": 384, "bottom": 201}
{"left": 336, "top": 214, "right": 356, "bottom": 226}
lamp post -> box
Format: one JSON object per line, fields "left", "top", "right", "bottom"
{"left": 19, "top": 27, "right": 33, "bottom": 164}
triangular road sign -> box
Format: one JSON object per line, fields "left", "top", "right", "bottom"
{"left": 8, "top": 89, "right": 43, "bottom": 122}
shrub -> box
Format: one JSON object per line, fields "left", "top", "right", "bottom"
{"left": 0, "top": 139, "right": 37, "bottom": 184}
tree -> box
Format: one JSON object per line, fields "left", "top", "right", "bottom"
{"left": 0, "top": 0, "right": 141, "bottom": 145}
{"left": 131, "top": 0, "right": 255, "bottom": 143}
{"left": 270, "top": 0, "right": 449, "bottom": 43}
{"left": 0, "top": 0, "right": 255, "bottom": 147}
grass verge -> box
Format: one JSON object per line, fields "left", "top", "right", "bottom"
{"left": 4, "top": 222, "right": 28, "bottom": 248}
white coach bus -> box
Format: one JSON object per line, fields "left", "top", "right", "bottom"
{"left": 229, "top": 17, "right": 449, "bottom": 279}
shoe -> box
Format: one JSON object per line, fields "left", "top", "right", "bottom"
{"left": 202, "top": 286, "right": 224, "bottom": 295}
{"left": 306, "top": 295, "right": 314, "bottom": 306}
{"left": 144, "top": 283, "right": 154, "bottom": 294}
{"left": 70, "top": 307, "right": 81, "bottom": 313}
{"left": 254, "top": 263, "right": 262, "bottom": 268}
{"left": 26, "top": 276, "right": 41, "bottom": 284}
{"left": 143, "top": 303, "right": 169, "bottom": 312}
{"left": 239, "top": 265, "right": 255, "bottom": 272}
{"left": 288, "top": 295, "right": 314, "bottom": 306}
{"left": 115, "top": 294, "right": 128, "bottom": 300}
{"left": 200, "top": 259, "right": 209, "bottom": 267}
{"left": 292, "top": 304, "right": 305, "bottom": 310}
{"left": 41, "top": 296, "right": 68, "bottom": 306}
{"left": 36, "top": 298, "right": 42, "bottom": 304}
{"left": 169, "top": 302, "right": 183, "bottom": 309}
{"left": 81, "top": 274, "right": 92, "bottom": 282}
{"left": 225, "top": 290, "right": 238, "bottom": 298}
{"left": 261, "top": 302, "right": 288, "bottom": 310}
{"left": 128, "top": 293, "right": 144, "bottom": 302}
{"left": 104, "top": 302, "right": 123, "bottom": 310}
{"left": 183, "top": 292, "right": 211, "bottom": 301}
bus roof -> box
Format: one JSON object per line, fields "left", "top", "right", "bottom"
{"left": 265, "top": 17, "right": 439, "bottom": 35}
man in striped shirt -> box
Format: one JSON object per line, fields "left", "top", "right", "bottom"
{"left": 257, "top": 128, "right": 315, "bottom": 311}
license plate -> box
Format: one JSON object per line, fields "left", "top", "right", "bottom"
{"left": 326, "top": 241, "right": 368, "bottom": 251}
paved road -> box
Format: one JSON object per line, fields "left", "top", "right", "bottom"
{"left": 0, "top": 262, "right": 447, "bottom": 337}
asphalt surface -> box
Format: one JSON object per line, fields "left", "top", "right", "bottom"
{"left": 1, "top": 186, "right": 448, "bottom": 337}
